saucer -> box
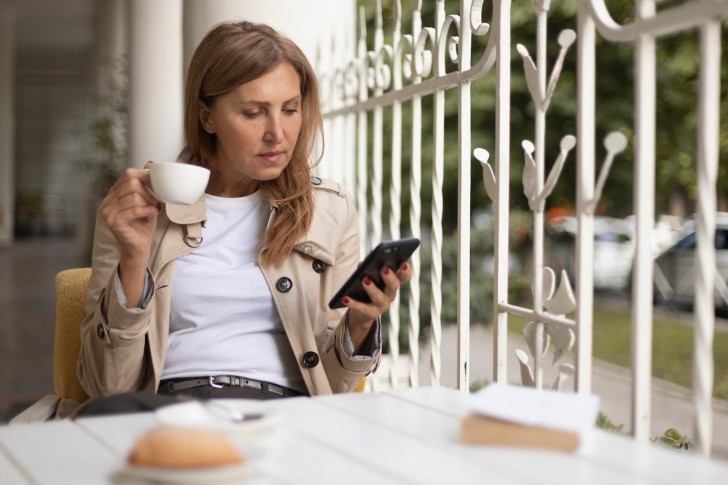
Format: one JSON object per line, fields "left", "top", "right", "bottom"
{"left": 120, "top": 461, "right": 256, "bottom": 484}
{"left": 154, "top": 400, "right": 281, "bottom": 436}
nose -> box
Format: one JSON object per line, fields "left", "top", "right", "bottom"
{"left": 264, "top": 113, "right": 284, "bottom": 144}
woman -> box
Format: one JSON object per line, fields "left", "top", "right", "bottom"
{"left": 76, "top": 21, "right": 411, "bottom": 404}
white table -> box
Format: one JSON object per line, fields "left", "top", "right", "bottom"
{"left": 1, "top": 386, "right": 726, "bottom": 484}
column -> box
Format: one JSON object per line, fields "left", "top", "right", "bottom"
{"left": 0, "top": 2, "right": 16, "bottom": 247}
{"left": 128, "top": 0, "right": 183, "bottom": 168}
{"left": 95, "top": 0, "right": 128, "bottom": 101}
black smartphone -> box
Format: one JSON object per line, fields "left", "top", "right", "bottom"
{"left": 328, "top": 237, "right": 421, "bottom": 309}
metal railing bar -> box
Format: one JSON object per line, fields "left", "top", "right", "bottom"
{"left": 587, "top": 0, "right": 728, "bottom": 42}
{"left": 692, "top": 17, "right": 721, "bottom": 456}
{"left": 498, "top": 302, "right": 576, "bottom": 328}
{"left": 630, "top": 0, "right": 657, "bottom": 443}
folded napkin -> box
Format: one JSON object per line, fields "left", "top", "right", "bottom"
{"left": 460, "top": 384, "right": 600, "bottom": 451}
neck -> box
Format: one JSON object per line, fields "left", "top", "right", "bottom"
{"left": 206, "top": 171, "right": 259, "bottom": 198}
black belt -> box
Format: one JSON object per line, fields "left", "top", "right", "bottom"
{"left": 158, "top": 375, "right": 304, "bottom": 397}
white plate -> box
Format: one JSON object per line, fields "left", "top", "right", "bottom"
{"left": 154, "top": 400, "right": 281, "bottom": 436}
{"left": 119, "top": 461, "right": 256, "bottom": 484}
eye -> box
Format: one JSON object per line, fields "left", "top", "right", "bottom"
{"left": 283, "top": 107, "right": 299, "bottom": 115}
{"left": 243, "top": 110, "right": 262, "bottom": 119}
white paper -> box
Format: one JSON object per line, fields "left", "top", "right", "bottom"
{"left": 469, "top": 384, "right": 600, "bottom": 434}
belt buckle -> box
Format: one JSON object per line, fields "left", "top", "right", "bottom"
{"left": 245, "top": 379, "right": 263, "bottom": 391}
{"left": 267, "top": 383, "right": 284, "bottom": 396}
{"left": 209, "top": 376, "right": 224, "bottom": 388}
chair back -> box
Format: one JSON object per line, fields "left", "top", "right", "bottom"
{"left": 53, "top": 268, "right": 91, "bottom": 403}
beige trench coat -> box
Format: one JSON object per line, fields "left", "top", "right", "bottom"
{"left": 76, "top": 176, "right": 380, "bottom": 401}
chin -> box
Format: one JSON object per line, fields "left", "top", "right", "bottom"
{"left": 255, "top": 168, "right": 286, "bottom": 182}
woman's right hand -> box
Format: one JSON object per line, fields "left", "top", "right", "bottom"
{"left": 99, "top": 162, "right": 160, "bottom": 305}
{"left": 100, "top": 163, "right": 159, "bottom": 255}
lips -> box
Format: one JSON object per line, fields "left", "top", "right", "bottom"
{"left": 258, "top": 151, "right": 284, "bottom": 163}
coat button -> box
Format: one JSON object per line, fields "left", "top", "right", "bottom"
{"left": 311, "top": 176, "right": 322, "bottom": 186}
{"left": 302, "top": 351, "right": 320, "bottom": 368}
{"left": 276, "top": 277, "right": 293, "bottom": 293}
{"left": 312, "top": 259, "right": 326, "bottom": 273}
{"left": 96, "top": 324, "right": 105, "bottom": 339}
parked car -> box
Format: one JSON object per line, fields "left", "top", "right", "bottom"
{"left": 546, "top": 216, "right": 634, "bottom": 292}
{"left": 652, "top": 213, "right": 728, "bottom": 309}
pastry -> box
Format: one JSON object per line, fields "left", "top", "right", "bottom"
{"left": 128, "top": 427, "right": 243, "bottom": 468}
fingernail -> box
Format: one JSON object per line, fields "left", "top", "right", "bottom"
{"left": 342, "top": 297, "right": 350, "bottom": 304}
{"left": 400, "top": 262, "right": 409, "bottom": 271}
{"left": 363, "top": 277, "right": 371, "bottom": 286}
{"left": 156, "top": 202, "right": 162, "bottom": 212}
{"left": 383, "top": 267, "right": 390, "bottom": 275}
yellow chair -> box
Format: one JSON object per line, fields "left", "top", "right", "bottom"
{"left": 52, "top": 268, "right": 92, "bottom": 404}
{"left": 354, "top": 377, "right": 367, "bottom": 393}
{"left": 10, "top": 268, "right": 91, "bottom": 423}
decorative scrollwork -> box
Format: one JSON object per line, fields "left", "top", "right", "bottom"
{"left": 470, "top": 0, "right": 491, "bottom": 36}
{"left": 519, "top": 267, "right": 577, "bottom": 390}
{"left": 516, "top": 29, "right": 576, "bottom": 112}
{"left": 512, "top": 0, "right": 580, "bottom": 391}
{"left": 321, "top": 0, "right": 497, "bottom": 108}
{"left": 587, "top": 132, "right": 628, "bottom": 214}
{"left": 522, "top": 135, "right": 576, "bottom": 212}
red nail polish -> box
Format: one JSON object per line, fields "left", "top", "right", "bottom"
{"left": 401, "top": 262, "right": 409, "bottom": 271}
{"left": 383, "top": 267, "right": 390, "bottom": 275}
{"left": 156, "top": 202, "right": 162, "bottom": 212}
{"left": 342, "top": 296, "right": 350, "bottom": 304}
{"left": 363, "top": 277, "right": 371, "bottom": 286}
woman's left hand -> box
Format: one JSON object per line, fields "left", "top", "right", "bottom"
{"left": 344, "top": 262, "right": 413, "bottom": 353}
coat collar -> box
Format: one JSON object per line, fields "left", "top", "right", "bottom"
{"left": 166, "top": 146, "right": 340, "bottom": 266}
{"left": 165, "top": 197, "right": 206, "bottom": 224}
{"left": 165, "top": 192, "right": 338, "bottom": 267}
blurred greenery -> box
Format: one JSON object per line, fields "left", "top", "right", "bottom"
{"left": 78, "top": 55, "right": 129, "bottom": 198}
{"left": 356, "top": 0, "right": 728, "bottom": 220}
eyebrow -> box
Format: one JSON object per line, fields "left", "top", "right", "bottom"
{"left": 238, "top": 95, "right": 301, "bottom": 106}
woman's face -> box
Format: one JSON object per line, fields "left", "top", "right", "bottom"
{"left": 200, "top": 62, "right": 303, "bottom": 195}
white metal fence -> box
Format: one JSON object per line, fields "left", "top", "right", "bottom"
{"left": 317, "top": 0, "right": 728, "bottom": 456}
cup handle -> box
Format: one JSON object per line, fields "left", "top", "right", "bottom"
{"left": 143, "top": 168, "right": 164, "bottom": 202}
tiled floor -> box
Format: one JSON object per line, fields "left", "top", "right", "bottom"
{"left": 0, "top": 236, "right": 89, "bottom": 422}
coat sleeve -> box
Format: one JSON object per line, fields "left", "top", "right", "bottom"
{"left": 76, "top": 211, "right": 154, "bottom": 398}
{"left": 319, "top": 190, "right": 382, "bottom": 393}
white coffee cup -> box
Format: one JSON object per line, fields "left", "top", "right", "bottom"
{"left": 149, "top": 162, "right": 210, "bottom": 205}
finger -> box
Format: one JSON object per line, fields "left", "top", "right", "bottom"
{"left": 379, "top": 266, "right": 401, "bottom": 301}
{"left": 103, "top": 185, "right": 158, "bottom": 216}
{"left": 101, "top": 191, "right": 160, "bottom": 227}
{"left": 396, "top": 261, "right": 413, "bottom": 283}
{"left": 106, "top": 172, "right": 157, "bottom": 207}
{"left": 358, "top": 275, "right": 393, "bottom": 313}
{"left": 103, "top": 201, "right": 160, "bottom": 230}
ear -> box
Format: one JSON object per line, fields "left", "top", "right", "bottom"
{"left": 198, "top": 101, "right": 216, "bottom": 134}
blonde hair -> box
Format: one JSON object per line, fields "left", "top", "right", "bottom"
{"left": 184, "top": 21, "right": 322, "bottom": 266}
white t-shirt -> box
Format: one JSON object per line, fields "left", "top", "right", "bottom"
{"left": 162, "top": 191, "right": 305, "bottom": 392}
